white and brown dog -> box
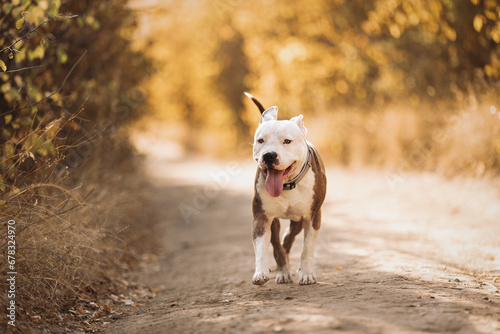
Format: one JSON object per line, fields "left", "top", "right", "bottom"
{"left": 245, "top": 93, "right": 327, "bottom": 285}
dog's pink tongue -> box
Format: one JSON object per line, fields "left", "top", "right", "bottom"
{"left": 265, "top": 168, "right": 284, "bottom": 197}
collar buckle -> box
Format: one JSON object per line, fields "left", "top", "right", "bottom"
{"left": 282, "top": 143, "right": 312, "bottom": 191}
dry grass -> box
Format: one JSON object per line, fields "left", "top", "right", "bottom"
{"left": 0, "top": 123, "right": 157, "bottom": 332}
{"left": 436, "top": 104, "right": 500, "bottom": 176}
{"left": 308, "top": 94, "right": 500, "bottom": 177}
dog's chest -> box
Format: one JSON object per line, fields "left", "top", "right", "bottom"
{"left": 257, "top": 170, "right": 315, "bottom": 221}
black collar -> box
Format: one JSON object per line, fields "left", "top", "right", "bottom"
{"left": 283, "top": 143, "right": 312, "bottom": 190}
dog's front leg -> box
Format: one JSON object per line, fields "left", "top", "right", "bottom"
{"left": 298, "top": 217, "right": 319, "bottom": 285}
{"left": 252, "top": 216, "right": 272, "bottom": 285}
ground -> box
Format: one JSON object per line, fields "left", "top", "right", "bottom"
{"left": 105, "top": 147, "right": 500, "bottom": 334}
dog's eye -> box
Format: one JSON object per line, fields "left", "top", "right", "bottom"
{"left": 257, "top": 138, "right": 264, "bottom": 144}
{"left": 283, "top": 139, "right": 292, "bottom": 144}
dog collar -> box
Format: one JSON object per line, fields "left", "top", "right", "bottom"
{"left": 283, "top": 143, "right": 312, "bottom": 190}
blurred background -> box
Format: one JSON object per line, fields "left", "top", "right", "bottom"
{"left": 1, "top": 0, "right": 500, "bottom": 331}
{"left": 131, "top": 0, "right": 500, "bottom": 176}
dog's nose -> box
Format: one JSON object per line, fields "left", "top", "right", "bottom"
{"left": 263, "top": 152, "right": 278, "bottom": 166}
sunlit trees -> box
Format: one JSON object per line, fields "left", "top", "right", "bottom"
{"left": 140, "top": 0, "right": 499, "bottom": 171}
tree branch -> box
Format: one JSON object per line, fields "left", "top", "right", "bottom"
{"left": 0, "top": 49, "right": 87, "bottom": 117}
{"left": 0, "top": 14, "right": 78, "bottom": 54}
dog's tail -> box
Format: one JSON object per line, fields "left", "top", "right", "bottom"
{"left": 244, "top": 92, "right": 266, "bottom": 114}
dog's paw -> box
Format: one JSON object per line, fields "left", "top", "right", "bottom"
{"left": 252, "top": 271, "right": 269, "bottom": 285}
{"left": 275, "top": 271, "right": 293, "bottom": 284}
{"left": 298, "top": 270, "right": 317, "bottom": 285}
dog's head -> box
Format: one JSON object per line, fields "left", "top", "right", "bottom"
{"left": 253, "top": 106, "right": 308, "bottom": 197}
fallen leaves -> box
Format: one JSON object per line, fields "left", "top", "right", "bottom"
{"left": 76, "top": 307, "right": 87, "bottom": 314}
{"left": 40, "top": 282, "right": 166, "bottom": 332}
{"left": 68, "top": 301, "right": 123, "bottom": 332}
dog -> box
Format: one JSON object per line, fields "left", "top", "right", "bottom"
{"left": 245, "top": 92, "right": 327, "bottom": 285}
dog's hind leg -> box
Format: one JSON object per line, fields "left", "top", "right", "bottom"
{"left": 298, "top": 217, "right": 320, "bottom": 285}
{"left": 282, "top": 219, "right": 303, "bottom": 264}
{"left": 271, "top": 219, "right": 292, "bottom": 283}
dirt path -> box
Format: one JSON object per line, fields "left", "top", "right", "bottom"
{"left": 106, "top": 153, "right": 500, "bottom": 334}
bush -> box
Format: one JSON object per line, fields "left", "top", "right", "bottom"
{"left": 0, "top": 0, "right": 153, "bottom": 331}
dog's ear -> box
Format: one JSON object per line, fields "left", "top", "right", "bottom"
{"left": 290, "top": 115, "right": 307, "bottom": 135}
{"left": 260, "top": 106, "right": 278, "bottom": 124}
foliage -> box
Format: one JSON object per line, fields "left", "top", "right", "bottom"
{"left": 146, "top": 0, "right": 500, "bottom": 108}
{"left": 361, "top": 0, "right": 500, "bottom": 101}
{"left": 141, "top": 0, "right": 500, "bottom": 173}
{"left": 1, "top": 0, "right": 149, "bottom": 181}
{"left": 0, "top": 0, "right": 152, "bottom": 330}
